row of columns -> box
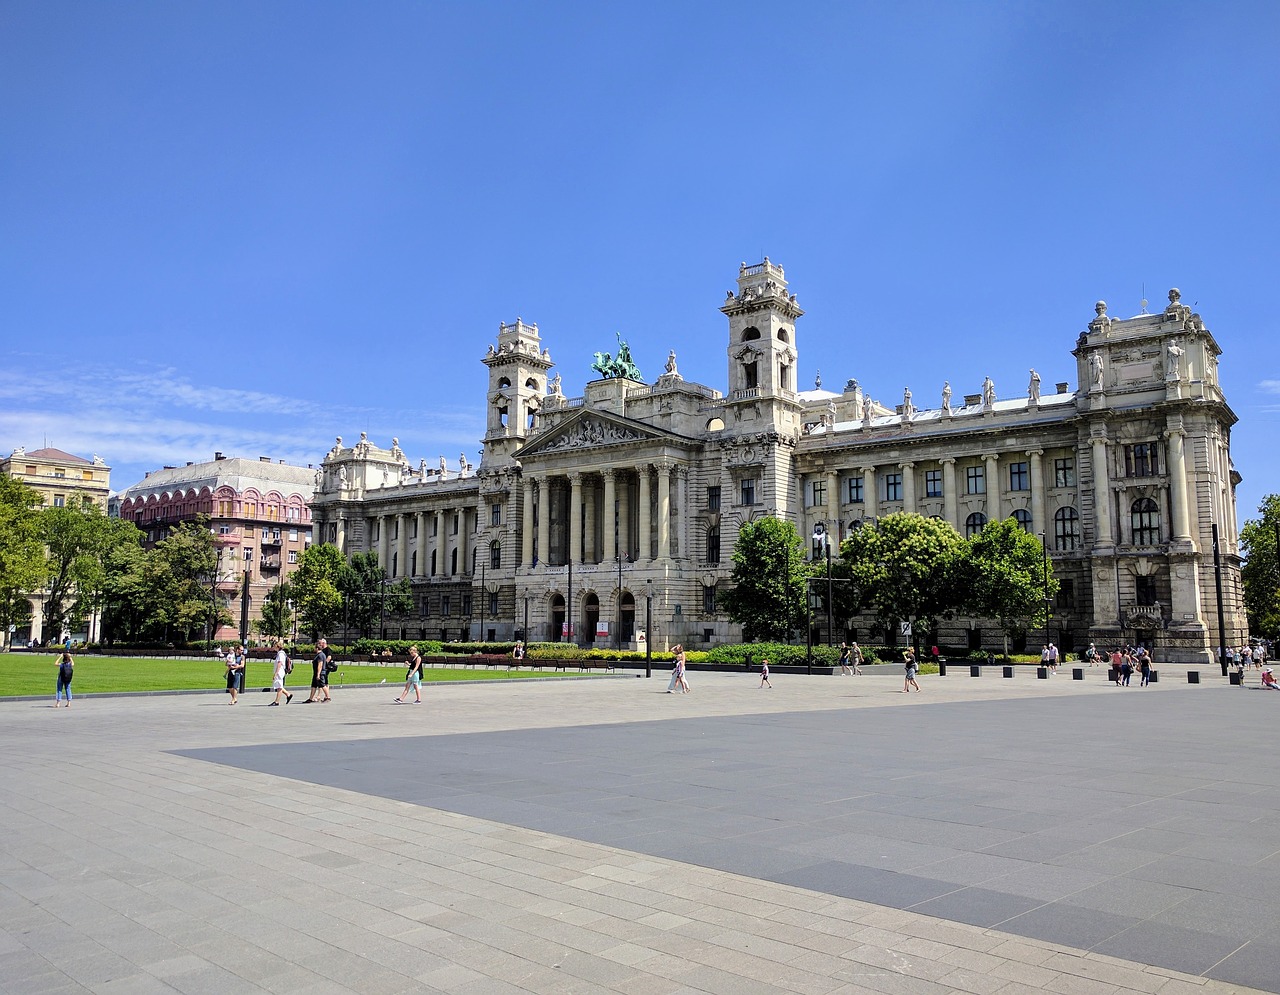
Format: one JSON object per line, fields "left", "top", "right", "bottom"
{"left": 322, "top": 506, "right": 475, "bottom": 579}
{"left": 519, "top": 462, "right": 685, "bottom": 567}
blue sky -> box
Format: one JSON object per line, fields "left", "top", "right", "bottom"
{"left": 2, "top": 1, "right": 1277, "bottom": 520}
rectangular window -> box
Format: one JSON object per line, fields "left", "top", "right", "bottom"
{"left": 703, "top": 584, "right": 716, "bottom": 614}
{"left": 432, "top": 518, "right": 438, "bottom": 537}
{"left": 491, "top": 503, "right": 501, "bottom": 527}
{"left": 1056, "top": 579, "right": 1076, "bottom": 612}
{"left": 218, "top": 500, "right": 232, "bottom": 516}
{"left": 706, "top": 485, "right": 721, "bottom": 511}
{"left": 289, "top": 528, "right": 298, "bottom": 541}
{"left": 53, "top": 494, "right": 66, "bottom": 507}
{"left": 707, "top": 530, "right": 720, "bottom": 563}
{"left": 1135, "top": 575, "right": 1158, "bottom": 606}
{"left": 1009, "top": 461, "right": 1029, "bottom": 491}
{"left": 488, "top": 591, "right": 499, "bottom": 616}
{"left": 924, "top": 469, "right": 943, "bottom": 498}
{"left": 53, "top": 469, "right": 66, "bottom": 478}
{"left": 966, "top": 466, "right": 986, "bottom": 495}
{"left": 811, "top": 480, "right": 826, "bottom": 508}
{"left": 410, "top": 518, "right": 418, "bottom": 538}
{"left": 1054, "top": 458, "right": 1075, "bottom": 487}
{"left": 452, "top": 514, "right": 459, "bottom": 535}
{"left": 882, "top": 472, "right": 902, "bottom": 502}
{"left": 846, "top": 475, "right": 864, "bottom": 504}
{"left": 219, "top": 525, "right": 231, "bottom": 535}
{"left": 441, "top": 595, "right": 451, "bottom": 617}
{"left": 82, "top": 470, "right": 94, "bottom": 481}
{"left": 740, "top": 478, "right": 756, "bottom": 506}
{"left": 288, "top": 551, "right": 297, "bottom": 564}
{"left": 1125, "top": 443, "right": 1160, "bottom": 478}
{"left": 261, "top": 527, "right": 270, "bottom": 539}
{"left": 461, "top": 594, "right": 472, "bottom": 616}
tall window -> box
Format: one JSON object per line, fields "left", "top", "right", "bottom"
{"left": 707, "top": 486, "right": 721, "bottom": 511}
{"left": 491, "top": 503, "right": 501, "bottom": 527}
{"left": 965, "top": 512, "right": 987, "bottom": 537}
{"left": 1135, "top": 575, "right": 1158, "bottom": 606}
{"left": 461, "top": 594, "right": 472, "bottom": 616}
{"left": 882, "top": 472, "right": 902, "bottom": 502}
{"left": 847, "top": 475, "right": 864, "bottom": 504}
{"left": 1012, "top": 509, "right": 1032, "bottom": 531}
{"left": 966, "top": 466, "right": 985, "bottom": 495}
{"left": 1054, "top": 458, "right": 1075, "bottom": 487}
{"left": 1131, "top": 498, "right": 1160, "bottom": 546}
{"left": 703, "top": 584, "right": 717, "bottom": 614}
{"left": 1009, "top": 462, "right": 1029, "bottom": 491}
{"left": 1125, "top": 443, "right": 1160, "bottom": 478}
{"left": 740, "top": 478, "right": 757, "bottom": 506}
{"left": 1057, "top": 579, "right": 1075, "bottom": 612}
{"left": 490, "top": 542, "right": 501, "bottom": 569}
{"left": 441, "top": 594, "right": 451, "bottom": 617}
{"left": 410, "top": 518, "right": 418, "bottom": 538}
{"left": 452, "top": 513, "right": 459, "bottom": 535}
{"left": 810, "top": 480, "right": 826, "bottom": 507}
{"left": 488, "top": 591, "right": 499, "bottom": 615}
{"left": 924, "top": 468, "right": 943, "bottom": 498}
{"left": 1054, "top": 506, "right": 1079, "bottom": 551}
{"left": 706, "top": 529, "right": 721, "bottom": 563}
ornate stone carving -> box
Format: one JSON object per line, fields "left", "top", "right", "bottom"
{"left": 541, "top": 419, "right": 645, "bottom": 452}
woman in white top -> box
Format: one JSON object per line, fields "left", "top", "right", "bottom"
{"left": 269, "top": 641, "right": 293, "bottom": 705}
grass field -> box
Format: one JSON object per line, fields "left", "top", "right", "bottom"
{"left": 0, "top": 653, "right": 573, "bottom": 698}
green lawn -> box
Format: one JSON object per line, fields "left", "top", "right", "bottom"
{"left": 0, "top": 653, "right": 570, "bottom": 697}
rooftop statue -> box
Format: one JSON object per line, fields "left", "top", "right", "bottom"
{"left": 591, "top": 332, "right": 643, "bottom": 380}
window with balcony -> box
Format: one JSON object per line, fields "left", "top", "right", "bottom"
{"left": 1135, "top": 575, "right": 1158, "bottom": 606}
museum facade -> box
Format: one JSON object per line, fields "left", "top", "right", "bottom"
{"left": 310, "top": 260, "right": 1246, "bottom": 662}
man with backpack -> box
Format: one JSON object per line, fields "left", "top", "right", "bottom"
{"left": 269, "top": 639, "right": 293, "bottom": 706}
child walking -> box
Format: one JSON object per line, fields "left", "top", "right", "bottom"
{"left": 760, "top": 657, "right": 772, "bottom": 688}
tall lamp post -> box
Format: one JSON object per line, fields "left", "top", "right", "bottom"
{"left": 644, "top": 578, "right": 652, "bottom": 678}
{"left": 812, "top": 523, "right": 833, "bottom": 646}
{"left": 1039, "top": 531, "right": 1052, "bottom": 641}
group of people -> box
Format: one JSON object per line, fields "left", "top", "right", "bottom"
{"left": 222, "top": 638, "right": 338, "bottom": 705}
{"left": 1101, "top": 644, "right": 1153, "bottom": 686}
{"left": 1040, "top": 642, "right": 1062, "bottom": 674}
{"left": 837, "top": 641, "right": 864, "bottom": 675}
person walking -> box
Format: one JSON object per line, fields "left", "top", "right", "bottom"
{"left": 395, "top": 645, "right": 424, "bottom": 703}
{"left": 903, "top": 649, "right": 920, "bottom": 692}
{"left": 838, "top": 642, "right": 853, "bottom": 676}
{"left": 851, "top": 641, "right": 864, "bottom": 675}
{"left": 304, "top": 638, "right": 330, "bottom": 703}
{"left": 675, "top": 645, "right": 690, "bottom": 693}
{"left": 665, "top": 644, "right": 683, "bottom": 693}
{"left": 1120, "top": 653, "right": 1133, "bottom": 687}
{"left": 269, "top": 641, "right": 293, "bottom": 705}
{"left": 1139, "top": 654, "right": 1151, "bottom": 687}
{"left": 759, "top": 656, "right": 773, "bottom": 688}
{"left": 54, "top": 650, "right": 74, "bottom": 707}
{"left": 225, "top": 645, "right": 244, "bottom": 704}
{"left": 1086, "top": 642, "right": 1099, "bottom": 666}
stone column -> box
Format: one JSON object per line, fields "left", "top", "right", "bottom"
{"left": 521, "top": 478, "right": 535, "bottom": 566}
{"left": 617, "top": 473, "right": 631, "bottom": 560}
{"left": 569, "top": 473, "right": 583, "bottom": 565}
{"left": 1091, "top": 435, "right": 1113, "bottom": 546}
{"left": 900, "top": 462, "right": 916, "bottom": 512}
{"left": 861, "top": 466, "right": 877, "bottom": 520}
{"left": 415, "top": 512, "right": 427, "bottom": 576}
{"left": 457, "top": 508, "right": 469, "bottom": 575}
{"left": 336, "top": 517, "right": 347, "bottom": 554}
{"left": 657, "top": 461, "right": 673, "bottom": 561}
{"left": 826, "top": 470, "right": 839, "bottom": 527}
{"left": 535, "top": 478, "right": 550, "bottom": 567}
{"left": 434, "top": 510, "right": 445, "bottom": 575}
{"left": 637, "top": 464, "right": 652, "bottom": 561}
{"left": 1027, "top": 449, "right": 1045, "bottom": 537}
{"left": 600, "top": 469, "right": 616, "bottom": 563}
{"left": 984, "top": 454, "right": 1000, "bottom": 523}
{"left": 379, "top": 514, "right": 391, "bottom": 571}
{"left": 397, "top": 512, "right": 409, "bottom": 578}
{"left": 583, "top": 475, "right": 597, "bottom": 563}
{"left": 940, "top": 459, "right": 957, "bottom": 527}
{"left": 1166, "top": 425, "right": 1192, "bottom": 542}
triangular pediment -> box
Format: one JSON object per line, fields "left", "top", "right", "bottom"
{"left": 515, "top": 409, "right": 693, "bottom": 460}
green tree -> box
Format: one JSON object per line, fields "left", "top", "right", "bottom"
{"left": 292, "top": 543, "right": 346, "bottom": 638}
{"left": 74, "top": 516, "right": 145, "bottom": 643}
{"left": 1240, "top": 494, "right": 1280, "bottom": 638}
{"left": 840, "top": 512, "right": 966, "bottom": 649}
{"left": 961, "top": 517, "right": 1058, "bottom": 658}
{"left": 719, "top": 517, "right": 808, "bottom": 642}
{"left": 257, "top": 580, "right": 296, "bottom": 641}
{"left": 151, "top": 517, "right": 229, "bottom": 644}
{"left": 0, "top": 473, "right": 47, "bottom": 646}
{"left": 38, "top": 497, "right": 132, "bottom": 639}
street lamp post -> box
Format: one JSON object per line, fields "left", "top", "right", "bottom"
{"left": 1040, "top": 531, "right": 1052, "bottom": 641}
{"left": 645, "top": 578, "right": 652, "bottom": 678}
{"left": 812, "top": 523, "right": 833, "bottom": 646}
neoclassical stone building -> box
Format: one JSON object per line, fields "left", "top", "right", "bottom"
{"left": 311, "top": 260, "right": 1246, "bottom": 661}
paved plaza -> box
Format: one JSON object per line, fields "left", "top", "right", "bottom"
{"left": 2, "top": 666, "right": 1277, "bottom": 994}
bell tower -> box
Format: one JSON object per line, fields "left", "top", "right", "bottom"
{"left": 481, "top": 318, "right": 554, "bottom": 465}
{"left": 721, "top": 258, "right": 804, "bottom": 399}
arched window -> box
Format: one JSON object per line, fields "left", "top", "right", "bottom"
{"left": 1054, "top": 507, "right": 1079, "bottom": 551}
{"left": 1012, "top": 509, "right": 1032, "bottom": 532}
{"left": 1131, "top": 498, "right": 1160, "bottom": 546}
{"left": 965, "top": 512, "right": 987, "bottom": 538}
{"left": 777, "top": 328, "right": 790, "bottom": 342}
{"left": 490, "top": 542, "right": 501, "bottom": 570}
{"left": 742, "top": 326, "right": 761, "bottom": 341}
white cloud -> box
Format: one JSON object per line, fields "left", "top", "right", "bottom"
{"left": 1258, "top": 380, "right": 1280, "bottom": 395}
